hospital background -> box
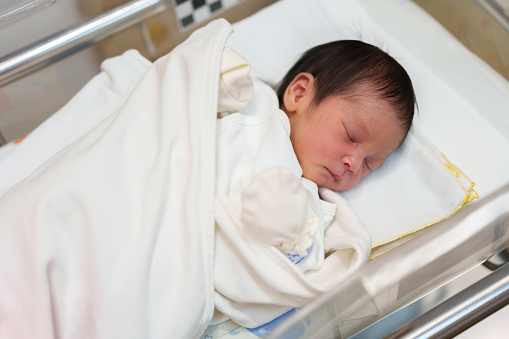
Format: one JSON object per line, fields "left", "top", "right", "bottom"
{"left": 1, "top": 0, "right": 508, "bottom": 337}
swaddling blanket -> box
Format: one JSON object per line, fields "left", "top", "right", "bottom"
{"left": 0, "top": 19, "right": 371, "bottom": 338}
{"left": 213, "top": 74, "right": 370, "bottom": 327}
{"left": 0, "top": 20, "right": 229, "bottom": 338}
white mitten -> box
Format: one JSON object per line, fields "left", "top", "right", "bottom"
{"left": 217, "top": 47, "right": 254, "bottom": 113}
{"left": 240, "top": 168, "right": 318, "bottom": 259}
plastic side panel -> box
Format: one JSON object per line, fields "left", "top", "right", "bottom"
{"left": 0, "top": 0, "right": 54, "bottom": 24}
{"left": 269, "top": 184, "right": 509, "bottom": 338}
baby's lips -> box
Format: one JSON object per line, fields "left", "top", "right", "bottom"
{"left": 326, "top": 167, "right": 343, "bottom": 181}
{"left": 331, "top": 171, "right": 341, "bottom": 181}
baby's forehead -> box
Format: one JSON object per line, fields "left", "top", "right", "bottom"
{"left": 333, "top": 90, "right": 397, "bottom": 118}
{"left": 341, "top": 95, "right": 405, "bottom": 136}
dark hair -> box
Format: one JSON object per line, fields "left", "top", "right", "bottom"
{"left": 277, "top": 40, "right": 416, "bottom": 134}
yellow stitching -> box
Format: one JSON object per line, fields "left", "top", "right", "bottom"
{"left": 371, "top": 150, "right": 479, "bottom": 251}
{"left": 369, "top": 234, "right": 418, "bottom": 260}
{"left": 444, "top": 163, "right": 459, "bottom": 177}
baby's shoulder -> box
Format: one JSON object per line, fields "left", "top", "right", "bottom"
{"left": 240, "top": 78, "right": 280, "bottom": 117}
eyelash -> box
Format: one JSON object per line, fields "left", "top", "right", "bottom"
{"left": 344, "top": 123, "right": 371, "bottom": 170}
{"left": 343, "top": 124, "right": 355, "bottom": 143}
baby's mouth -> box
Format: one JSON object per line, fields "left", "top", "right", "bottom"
{"left": 325, "top": 167, "right": 342, "bottom": 181}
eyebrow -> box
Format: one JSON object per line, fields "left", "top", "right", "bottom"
{"left": 348, "top": 114, "right": 370, "bottom": 142}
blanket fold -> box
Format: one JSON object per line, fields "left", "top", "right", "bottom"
{"left": 213, "top": 186, "right": 370, "bottom": 327}
{"left": 0, "top": 19, "right": 232, "bottom": 339}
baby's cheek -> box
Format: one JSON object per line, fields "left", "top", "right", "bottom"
{"left": 316, "top": 143, "right": 339, "bottom": 160}
{"left": 301, "top": 169, "right": 323, "bottom": 186}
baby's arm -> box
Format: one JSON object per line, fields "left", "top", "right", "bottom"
{"left": 240, "top": 168, "right": 318, "bottom": 260}
{"left": 217, "top": 48, "right": 254, "bottom": 113}
{"left": 217, "top": 50, "right": 316, "bottom": 261}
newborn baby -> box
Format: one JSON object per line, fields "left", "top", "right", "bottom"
{"left": 216, "top": 39, "right": 415, "bottom": 266}
{"left": 216, "top": 48, "right": 329, "bottom": 267}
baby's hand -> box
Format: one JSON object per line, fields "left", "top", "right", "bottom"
{"left": 217, "top": 48, "right": 254, "bottom": 113}
{"left": 241, "top": 168, "right": 318, "bottom": 257}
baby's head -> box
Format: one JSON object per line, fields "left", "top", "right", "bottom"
{"left": 277, "top": 40, "right": 416, "bottom": 191}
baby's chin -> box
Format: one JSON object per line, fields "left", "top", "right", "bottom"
{"left": 321, "top": 180, "right": 357, "bottom": 192}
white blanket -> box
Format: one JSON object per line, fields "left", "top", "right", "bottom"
{"left": 0, "top": 49, "right": 151, "bottom": 196}
{"left": 0, "top": 19, "right": 230, "bottom": 339}
{"left": 0, "top": 19, "right": 372, "bottom": 338}
{"left": 214, "top": 187, "right": 370, "bottom": 327}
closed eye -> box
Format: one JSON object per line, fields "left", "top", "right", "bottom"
{"left": 343, "top": 123, "right": 355, "bottom": 143}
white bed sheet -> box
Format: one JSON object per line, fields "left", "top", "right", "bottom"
{"left": 362, "top": 0, "right": 509, "bottom": 140}
{"left": 227, "top": 0, "right": 509, "bottom": 201}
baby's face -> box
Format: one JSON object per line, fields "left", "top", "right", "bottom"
{"left": 288, "top": 93, "right": 405, "bottom": 191}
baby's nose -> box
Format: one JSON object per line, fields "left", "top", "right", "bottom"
{"left": 343, "top": 154, "right": 362, "bottom": 174}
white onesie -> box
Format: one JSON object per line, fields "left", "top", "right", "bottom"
{"left": 215, "top": 48, "right": 336, "bottom": 269}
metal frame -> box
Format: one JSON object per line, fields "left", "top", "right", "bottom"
{"left": 385, "top": 261, "right": 509, "bottom": 338}
{"left": 0, "top": 0, "right": 170, "bottom": 87}
{"left": 475, "top": 0, "right": 509, "bottom": 33}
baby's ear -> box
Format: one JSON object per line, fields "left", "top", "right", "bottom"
{"left": 283, "top": 73, "right": 314, "bottom": 113}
